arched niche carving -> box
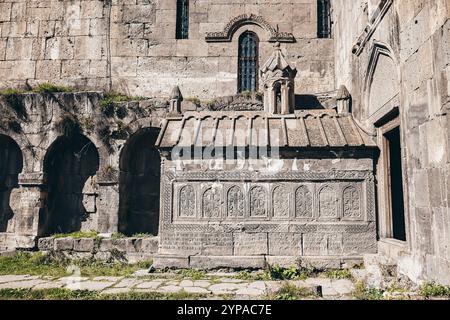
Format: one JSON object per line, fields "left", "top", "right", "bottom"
{"left": 205, "top": 14, "right": 295, "bottom": 43}
{"left": 364, "top": 41, "right": 400, "bottom": 118}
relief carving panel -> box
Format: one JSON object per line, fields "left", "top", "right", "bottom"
{"left": 319, "top": 186, "right": 338, "bottom": 219}
{"left": 227, "top": 186, "right": 245, "bottom": 218}
{"left": 179, "top": 185, "right": 195, "bottom": 218}
{"left": 250, "top": 186, "right": 267, "bottom": 217}
{"left": 295, "top": 185, "right": 313, "bottom": 218}
{"left": 342, "top": 186, "right": 362, "bottom": 220}
{"left": 272, "top": 185, "right": 289, "bottom": 218}
{"left": 202, "top": 187, "right": 221, "bottom": 218}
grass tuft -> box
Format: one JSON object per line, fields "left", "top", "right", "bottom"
{"left": 52, "top": 230, "right": 100, "bottom": 239}
{"left": 0, "top": 252, "right": 152, "bottom": 278}
{"left": 0, "top": 288, "right": 205, "bottom": 300}
{"left": 265, "top": 282, "right": 318, "bottom": 300}
{"left": 352, "top": 281, "right": 385, "bottom": 300}
{"left": 33, "top": 82, "right": 73, "bottom": 94}
{"left": 419, "top": 282, "right": 450, "bottom": 298}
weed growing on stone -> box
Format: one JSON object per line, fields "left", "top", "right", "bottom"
{"left": 0, "top": 288, "right": 206, "bottom": 300}
{"left": 0, "top": 251, "right": 152, "bottom": 278}
{"left": 52, "top": 230, "right": 100, "bottom": 239}
{"left": 419, "top": 282, "right": 450, "bottom": 298}
{"left": 33, "top": 82, "right": 73, "bottom": 94}
{"left": 265, "top": 282, "right": 318, "bottom": 300}
{"left": 323, "top": 269, "right": 353, "bottom": 280}
{"left": 352, "top": 281, "right": 385, "bottom": 300}
{"left": 177, "top": 269, "right": 208, "bottom": 280}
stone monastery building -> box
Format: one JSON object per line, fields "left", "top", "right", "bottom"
{"left": 0, "top": 0, "right": 449, "bottom": 285}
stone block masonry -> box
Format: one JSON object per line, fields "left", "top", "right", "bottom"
{"left": 0, "top": 0, "right": 335, "bottom": 99}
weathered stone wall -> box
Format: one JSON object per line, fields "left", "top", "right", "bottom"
{"left": 38, "top": 236, "right": 158, "bottom": 263}
{"left": 0, "top": 0, "right": 335, "bottom": 99}
{"left": 332, "top": 0, "right": 450, "bottom": 284}
{"left": 0, "top": 91, "right": 168, "bottom": 250}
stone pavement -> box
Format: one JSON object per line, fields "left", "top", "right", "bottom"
{"left": 0, "top": 272, "right": 356, "bottom": 299}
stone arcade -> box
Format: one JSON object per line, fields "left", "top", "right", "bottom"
{"left": 0, "top": 0, "right": 450, "bottom": 285}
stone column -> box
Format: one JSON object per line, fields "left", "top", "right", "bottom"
{"left": 281, "top": 82, "right": 290, "bottom": 115}
{"left": 11, "top": 172, "right": 46, "bottom": 248}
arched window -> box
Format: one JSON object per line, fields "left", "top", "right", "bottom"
{"left": 176, "top": 0, "right": 189, "bottom": 39}
{"left": 317, "top": 0, "right": 331, "bottom": 38}
{"left": 238, "top": 31, "right": 259, "bottom": 93}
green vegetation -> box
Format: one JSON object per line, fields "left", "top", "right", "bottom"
{"left": 0, "top": 252, "right": 152, "bottom": 278}
{"left": 177, "top": 269, "right": 208, "bottom": 281}
{"left": 265, "top": 282, "right": 318, "bottom": 300}
{"left": 352, "top": 281, "right": 385, "bottom": 300}
{"left": 324, "top": 269, "right": 353, "bottom": 280}
{"left": 132, "top": 233, "right": 153, "bottom": 239}
{"left": 52, "top": 230, "right": 100, "bottom": 239}
{"left": 111, "top": 232, "right": 127, "bottom": 239}
{"left": 99, "top": 91, "right": 145, "bottom": 115}
{"left": 0, "top": 288, "right": 205, "bottom": 300}
{"left": 419, "top": 282, "right": 450, "bottom": 298}
{"left": 185, "top": 97, "right": 201, "bottom": 106}
{"left": 33, "top": 82, "right": 73, "bottom": 94}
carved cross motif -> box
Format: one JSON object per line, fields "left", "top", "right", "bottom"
{"left": 295, "top": 185, "right": 312, "bottom": 218}
{"left": 273, "top": 186, "right": 289, "bottom": 217}
{"left": 319, "top": 186, "right": 337, "bottom": 218}
{"left": 179, "top": 185, "right": 195, "bottom": 217}
{"left": 343, "top": 186, "right": 361, "bottom": 219}
{"left": 202, "top": 187, "right": 221, "bottom": 218}
{"left": 250, "top": 186, "right": 267, "bottom": 217}
{"left": 227, "top": 186, "right": 244, "bottom": 218}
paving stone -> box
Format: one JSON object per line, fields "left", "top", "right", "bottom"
{"left": 235, "top": 288, "right": 264, "bottom": 296}
{"left": 135, "top": 281, "right": 162, "bottom": 289}
{"left": 0, "top": 275, "right": 37, "bottom": 284}
{"left": 101, "top": 288, "right": 132, "bottom": 295}
{"left": 92, "top": 276, "right": 123, "bottom": 282}
{"left": 0, "top": 279, "right": 47, "bottom": 289}
{"left": 209, "top": 283, "right": 246, "bottom": 292}
{"left": 194, "top": 280, "right": 211, "bottom": 288}
{"left": 219, "top": 278, "right": 244, "bottom": 283}
{"left": 179, "top": 280, "right": 194, "bottom": 287}
{"left": 66, "top": 280, "right": 113, "bottom": 291}
{"left": 33, "top": 281, "right": 66, "bottom": 290}
{"left": 331, "top": 279, "right": 355, "bottom": 295}
{"left": 248, "top": 281, "right": 266, "bottom": 290}
{"left": 156, "top": 285, "right": 183, "bottom": 293}
{"left": 183, "top": 286, "right": 211, "bottom": 294}
{"left": 114, "top": 278, "right": 143, "bottom": 288}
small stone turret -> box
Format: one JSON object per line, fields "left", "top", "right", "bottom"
{"left": 260, "top": 42, "right": 297, "bottom": 115}
{"left": 169, "top": 86, "right": 183, "bottom": 115}
{"left": 336, "top": 85, "right": 351, "bottom": 114}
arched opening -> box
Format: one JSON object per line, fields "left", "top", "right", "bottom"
{"left": 119, "top": 128, "right": 161, "bottom": 236}
{"left": 238, "top": 31, "right": 259, "bottom": 93}
{"left": 0, "top": 135, "right": 23, "bottom": 233}
{"left": 41, "top": 134, "right": 99, "bottom": 236}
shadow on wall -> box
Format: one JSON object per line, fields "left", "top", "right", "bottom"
{"left": 119, "top": 127, "right": 161, "bottom": 236}
{"left": 294, "top": 95, "right": 326, "bottom": 110}
{"left": 0, "top": 135, "right": 23, "bottom": 233}
{"left": 39, "top": 134, "right": 99, "bottom": 236}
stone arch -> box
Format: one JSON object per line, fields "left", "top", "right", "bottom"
{"left": 0, "top": 134, "right": 23, "bottom": 233}
{"left": 364, "top": 41, "right": 400, "bottom": 117}
{"left": 318, "top": 185, "right": 337, "bottom": 219}
{"left": 40, "top": 134, "right": 100, "bottom": 236}
{"left": 295, "top": 185, "right": 313, "bottom": 218}
{"left": 118, "top": 127, "right": 161, "bottom": 236}
{"left": 205, "top": 14, "right": 294, "bottom": 43}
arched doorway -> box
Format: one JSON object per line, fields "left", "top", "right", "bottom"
{"left": 119, "top": 128, "right": 161, "bottom": 236}
{"left": 238, "top": 31, "right": 259, "bottom": 93}
{"left": 40, "top": 134, "right": 99, "bottom": 236}
{"left": 0, "top": 135, "right": 23, "bottom": 232}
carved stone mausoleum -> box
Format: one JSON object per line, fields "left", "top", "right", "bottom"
{"left": 1, "top": 0, "right": 450, "bottom": 285}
